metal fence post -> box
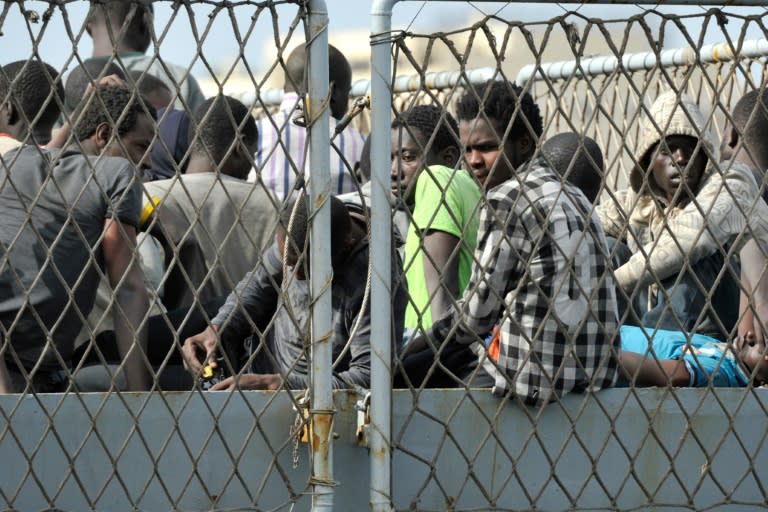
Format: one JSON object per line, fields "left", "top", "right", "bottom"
{"left": 307, "top": 2, "right": 334, "bottom": 511}
{"left": 370, "top": 1, "right": 398, "bottom": 510}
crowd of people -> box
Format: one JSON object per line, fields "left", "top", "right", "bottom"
{"left": 0, "top": 2, "right": 767, "bottom": 403}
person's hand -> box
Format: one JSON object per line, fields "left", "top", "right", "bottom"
{"left": 734, "top": 331, "right": 756, "bottom": 351}
{"left": 47, "top": 74, "right": 129, "bottom": 150}
{"left": 0, "top": 357, "right": 12, "bottom": 394}
{"left": 209, "top": 373, "right": 283, "bottom": 391}
{"left": 402, "top": 333, "right": 431, "bottom": 358}
{"left": 182, "top": 325, "right": 219, "bottom": 375}
{"left": 84, "top": 73, "right": 127, "bottom": 96}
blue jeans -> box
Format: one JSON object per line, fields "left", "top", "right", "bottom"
{"left": 608, "top": 238, "right": 739, "bottom": 341}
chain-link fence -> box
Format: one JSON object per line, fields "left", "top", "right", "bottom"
{"left": 376, "top": 4, "right": 768, "bottom": 511}
{"left": 1, "top": 1, "right": 768, "bottom": 511}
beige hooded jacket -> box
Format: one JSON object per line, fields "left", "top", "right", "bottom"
{"left": 598, "top": 91, "right": 768, "bottom": 291}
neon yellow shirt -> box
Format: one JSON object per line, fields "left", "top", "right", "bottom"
{"left": 404, "top": 165, "right": 481, "bottom": 330}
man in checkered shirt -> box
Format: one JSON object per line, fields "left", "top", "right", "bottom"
{"left": 404, "top": 81, "right": 620, "bottom": 405}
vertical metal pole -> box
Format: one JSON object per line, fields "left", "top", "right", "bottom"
{"left": 370, "top": 1, "right": 397, "bottom": 511}
{"left": 306, "top": 2, "right": 334, "bottom": 511}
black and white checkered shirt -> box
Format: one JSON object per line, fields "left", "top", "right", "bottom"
{"left": 428, "top": 157, "right": 620, "bottom": 404}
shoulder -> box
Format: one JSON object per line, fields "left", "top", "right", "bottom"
{"left": 420, "top": 166, "right": 479, "bottom": 194}
{"left": 711, "top": 159, "right": 759, "bottom": 187}
{"left": 94, "top": 155, "right": 136, "bottom": 180}
{"left": 143, "top": 177, "right": 173, "bottom": 195}
{"left": 337, "top": 239, "right": 369, "bottom": 277}
{"left": 484, "top": 164, "right": 546, "bottom": 211}
{"left": 54, "top": 151, "right": 134, "bottom": 180}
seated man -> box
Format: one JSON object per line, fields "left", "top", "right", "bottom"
{"left": 722, "top": 89, "right": 768, "bottom": 345}
{"left": 391, "top": 104, "right": 481, "bottom": 332}
{"left": 619, "top": 326, "right": 768, "bottom": 387}
{"left": 64, "top": 61, "right": 188, "bottom": 180}
{"left": 144, "top": 95, "right": 277, "bottom": 311}
{"left": 251, "top": 43, "right": 363, "bottom": 201}
{"left": 0, "top": 59, "right": 63, "bottom": 151}
{"left": 86, "top": 1, "right": 205, "bottom": 111}
{"left": 73, "top": 95, "right": 277, "bottom": 391}
{"left": 405, "top": 81, "right": 619, "bottom": 404}
{"left": 0, "top": 84, "right": 154, "bottom": 393}
{"left": 182, "top": 194, "right": 407, "bottom": 390}
{"left": 541, "top": 132, "right": 604, "bottom": 204}
{"left": 597, "top": 91, "right": 759, "bottom": 339}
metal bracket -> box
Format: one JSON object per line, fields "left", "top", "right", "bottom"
{"left": 355, "top": 391, "right": 371, "bottom": 448}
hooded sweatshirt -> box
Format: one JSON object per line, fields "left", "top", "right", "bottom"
{"left": 598, "top": 91, "right": 768, "bottom": 292}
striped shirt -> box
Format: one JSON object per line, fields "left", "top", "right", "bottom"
{"left": 248, "top": 92, "right": 363, "bottom": 202}
{"left": 427, "top": 158, "right": 620, "bottom": 405}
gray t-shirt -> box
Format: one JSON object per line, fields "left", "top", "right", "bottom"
{"left": 0, "top": 146, "right": 141, "bottom": 370}
{"left": 143, "top": 172, "right": 278, "bottom": 311}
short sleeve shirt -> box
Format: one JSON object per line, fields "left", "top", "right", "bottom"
{"left": 620, "top": 325, "right": 748, "bottom": 387}
{"left": 0, "top": 146, "right": 141, "bottom": 369}
{"left": 404, "top": 165, "right": 480, "bottom": 329}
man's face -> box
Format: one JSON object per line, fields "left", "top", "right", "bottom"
{"left": 650, "top": 135, "right": 707, "bottom": 205}
{"left": 390, "top": 126, "right": 428, "bottom": 204}
{"left": 459, "top": 117, "right": 514, "bottom": 191}
{"left": 276, "top": 231, "right": 306, "bottom": 281}
{"left": 103, "top": 112, "right": 154, "bottom": 172}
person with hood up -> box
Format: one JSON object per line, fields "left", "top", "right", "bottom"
{"left": 598, "top": 90, "right": 768, "bottom": 340}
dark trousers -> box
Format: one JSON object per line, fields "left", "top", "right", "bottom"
{"left": 394, "top": 341, "right": 478, "bottom": 388}
{"left": 71, "top": 297, "right": 226, "bottom": 390}
{"left": 609, "top": 238, "right": 739, "bottom": 340}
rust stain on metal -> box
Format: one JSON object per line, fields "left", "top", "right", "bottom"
{"left": 371, "top": 446, "right": 388, "bottom": 460}
{"left": 312, "top": 412, "right": 334, "bottom": 447}
{"left": 314, "top": 193, "right": 326, "bottom": 208}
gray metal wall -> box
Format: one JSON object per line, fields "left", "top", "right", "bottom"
{"left": 2, "top": 388, "right": 765, "bottom": 510}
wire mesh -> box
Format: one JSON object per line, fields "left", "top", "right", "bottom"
{"left": 0, "top": 1, "right": 767, "bottom": 511}
{"left": 384, "top": 6, "right": 768, "bottom": 511}
{"left": 0, "top": 1, "right": 357, "bottom": 510}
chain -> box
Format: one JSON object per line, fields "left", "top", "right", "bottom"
{"left": 290, "top": 391, "right": 310, "bottom": 468}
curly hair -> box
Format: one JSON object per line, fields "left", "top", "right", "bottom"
{"left": 72, "top": 84, "right": 156, "bottom": 141}
{"left": 542, "top": 132, "right": 604, "bottom": 204}
{"left": 732, "top": 89, "right": 768, "bottom": 169}
{"left": 0, "top": 59, "right": 63, "bottom": 132}
{"left": 391, "top": 104, "right": 460, "bottom": 155}
{"left": 455, "top": 80, "right": 543, "bottom": 141}
{"left": 64, "top": 58, "right": 125, "bottom": 114}
{"left": 190, "top": 95, "right": 257, "bottom": 171}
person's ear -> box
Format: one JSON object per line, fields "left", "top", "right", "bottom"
{"left": 139, "top": 10, "right": 153, "bottom": 48}
{"left": 726, "top": 125, "right": 740, "bottom": 150}
{"left": 507, "top": 133, "right": 533, "bottom": 168}
{"left": 720, "top": 124, "right": 740, "bottom": 163}
{"left": 230, "top": 135, "right": 254, "bottom": 179}
{"left": 2, "top": 101, "right": 19, "bottom": 126}
{"left": 517, "top": 133, "right": 533, "bottom": 158}
{"left": 94, "top": 122, "right": 112, "bottom": 151}
{"left": 438, "top": 146, "right": 460, "bottom": 167}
